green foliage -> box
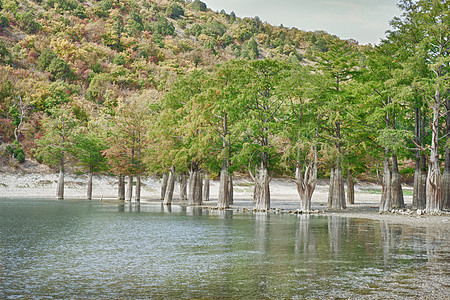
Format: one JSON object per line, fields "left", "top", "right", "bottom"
{"left": 0, "top": 14, "right": 9, "bottom": 28}
{"left": 47, "top": 57, "right": 72, "bottom": 81}
{"left": 93, "top": 0, "right": 112, "bottom": 18}
{"left": 73, "top": 4, "right": 87, "bottom": 19}
{"left": 186, "top": 23, "right": 202, "bottom": 36}
{"left": 0, "top": 40, "right": 10, "bottom": 62}
{"left": 85, "top": 73, "right": 111, "bottom": 104}
{"left": 37, "top": 48, "right": 57, "bottom": 71}
{"left": 165, "top": 3, "right": 184, "bottom": 19}
{"left": 202, "top": 21, "right": 226, "bottom": 38}
{"left": 127, "top": 11, "right": 144, "bottom": 35}
{"left": 32, "top": 81, "right": 78, "bottom": 113}
{"left": 5, "top": 141, "right": 25, "bottom": 162}
{"left": 177, "top": 18, "right": 186, "bottom": 29}
{"left": 219, "top": 33, "right": 233, "bottom": 47}
{"left": 73, "top": 129, "right": 108, "bottom": 173}
{"left": 241, "top": 38, "right": 258, "bottom": 59}
{"left": 17, "top": 11, "right": 41, "bottom": 33}
{"left": 47, "top": 0, "right": 78, "bottom": 12}
{"left": 114, "top": 53, "right": 126, "bottom": 65}
{"left": 152, "top": 16, "right": 175, "bottom": 36}
{"left": 36, "top": 106, "right": 78, "bottom": 167}
{"left": 191, "top": 0, "right": 207, "bottom": 12}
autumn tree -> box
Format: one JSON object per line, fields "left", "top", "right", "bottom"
{"left": 103, "top": 95, "right": 149, "bottom": 201}
{"left": 36, "top": 106, "right": 78, "bottom": 199}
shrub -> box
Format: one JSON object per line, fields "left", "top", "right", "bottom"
{"left": 15, "top": 150, "right": 25, "bottom": 163}
{"left": 177, "top": 19, "right": 186, "bottom": 29}
{"left": 186, "top": 23, "right": 202, "bottom": 37}
{"left": 0, "top": 14, "right": 9, "bottom": 29}
{"left": 0, "top": 41, "right": 10, "bottom": 61}
{"left": 192, "top": 0, "right": 207, "bottom": 12}
{"left": 73, "top": 4, "right": 87, "bottom": 19}
{"left": 114, "top": 53, "right": 126, "bottom": 65}
{"left": 17, "top": 11, "right": 41, "bottom": 34}
{"left": 165, "top": 3, "right": 184, "bottom": 19}
{"left": 47, "top": 57, "right": 72, "bottom": 81}
{"left": 152, "top": 16, "right": 175, "bottom": 36}
{"left": 37, "top": 48, "right": 57, "bottom": 71}
{"left": 5, "top": 142, "right": 25, "bottom": 163}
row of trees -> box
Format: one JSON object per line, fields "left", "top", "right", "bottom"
{"left": 8, "top": 0, "right": 449, "bottom": 214}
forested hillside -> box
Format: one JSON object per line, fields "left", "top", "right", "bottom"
{"left": 0, "top": 0, "right": 448, "bottom": 213}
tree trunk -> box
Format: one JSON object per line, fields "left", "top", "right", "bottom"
{"left": 380, "top": 155, "right": 392, "bottom": 213}
{"left": 188, "top": 164, "right": 203, "bottom": 205}
{"left": 253, "top": 183, "right": 259, "bottom": 204}
{"left": 327, "top": 167, "right": 335, "bottom": 209}
{"left": 413, "top": 156, "right": 422, "bottom": 209}
{"left": 87, "top": 168, "right": 93, "bottom": 200}
{"left": 426, "top": 104, "right": 442, "bottom": 213}
{"left": 203, "top": 170, "right": 210, "bottom": 202}
{"left": 346, "top": 169, "right": 354, "bottom": 205}
{"left": 331, "top": 162, "right": 346, "bottom": 210}
{"left": 161, "top": 172, "right": 168, "bottom": 200}
{"left": 118, "top": 175, "right": 125, "bottom": 201}
{"left": 443, "top": 95, "right": 450, "bottom": 210}
{"left": 419, "top": 155, "right": 427, "bottom": 209}
{"left": 57, "top": 164, "right": 64, "bottom": 200}
{"left": 391, "top": 154, "right": 404, "bottom": 209}
{"left": 217, "top": 166, "right": 229, "bottom": 208}
{"left": 255, "top": 167, "right": 270, "bottom": 211}
{"left": 179, "top": 173, "right": 188, "bottom": 201}
{"left": 227, "top": 173, "right": 234, "bottom": 204}
{"left": 126, "top": 175, "right": 133, "bottom": 201}
{"left": 295, "top": 160, "right": 317, "bottom": 212}
{"left": 164, "top": 166, "right": 175, "bottom": 205}
{"left": 135, "top": 175, "right": 141, "bottom": 202}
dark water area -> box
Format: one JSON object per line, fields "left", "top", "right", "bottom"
{"left": 1, "top": 198, "right": 449, "bottom": 299}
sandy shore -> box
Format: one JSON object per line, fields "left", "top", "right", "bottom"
{"left": 1, "top": 170, "right": 449, "bottom": 229}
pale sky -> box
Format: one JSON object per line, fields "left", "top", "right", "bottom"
{"left": 204, "top": 0, "right": 401, "bottom": 45}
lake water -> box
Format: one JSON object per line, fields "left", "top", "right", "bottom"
{"left": 1, "top": 198, "right": 449, "bottom": 299}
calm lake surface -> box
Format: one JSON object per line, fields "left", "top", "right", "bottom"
{"left": 1, "top": 198, "right": 449, "bottom": 299}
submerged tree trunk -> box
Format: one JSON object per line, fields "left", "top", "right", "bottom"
{"left": 203, "top": 170, "right": 210, "bottom": 202}
{"left": 426, "top": 104, "right": 442, "bottom": 213}
{"left": 217, "top": 166, "right": 229, "bottom": 208}
{"left": 443, "top": 95, "right": 450, "bottom": 210}
{"left": 188, "top": 163, "right": 203, "bottom": 205}
{"left": 295, "top": 159, "right": 317, "bottom": 212}
{"left": 135, "top": 175, "right": 141, "bottom": 202}
{"left": 328, "top": 167, "right": 335, "bottom": 208}
{"left": 413, "top": 104, "right": 427, "bottom": 209}
{"left": 380, "top": 155, "right": 392, "bottom": 213}
{"left": 346, "top": 169, "right": 354, "bottom": 205}
{"left": 87, "top": 168, "right": 93, "bottom": 200}
{"left": 126, "top": 175, "right": 133, "bottom": 201}
{"left": 413, "top": 154, "right": 427, "bottom": 209}
{"left": 227, "top": 174, "right": 233, "bottom": 204}
{"left": 57, "top": 163, "right": 64, "bottom": 200}
{"left": 254, "top": 167, "right": 270, "bottom": 211}
{"left": 161, "top": 172, "right": 168, "bottom": 200}
{"left": 163, "top": 166, "right": 175, "bottom": 205}
{"left": 179, "top": 173, "right": 188, "bottom": 201}
{"left": 391, "top": 154, "right": 404, "bottom": 209}
{"left": 331, "top": 162, "right": 346, "bottom": 210}
{"left": 118, "top": 175, "right": 125, "bottom": 201}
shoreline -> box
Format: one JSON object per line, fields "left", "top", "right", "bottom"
{"left": 2, "top": 171, "right": 449, "bottom": 229}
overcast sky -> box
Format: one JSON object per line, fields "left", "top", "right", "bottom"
{"left": 204, "top": 0, "right": 401, "bottom": 45}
